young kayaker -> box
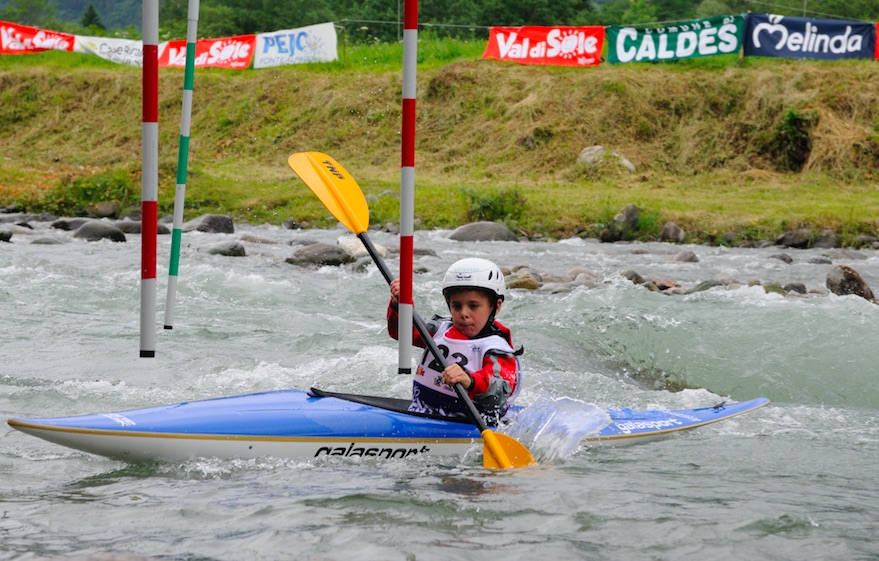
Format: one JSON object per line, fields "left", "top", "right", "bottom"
{"left": 387, "top": 257, "right": 522, "bottom": 424}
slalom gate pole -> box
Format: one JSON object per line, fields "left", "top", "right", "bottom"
{"left": 164, "top": 0, "right": 200, "bottom": 330}
{"left": 397, "top": 0, "right": 418, "bottom": 376}
{"left": 140, "top": 0, "right": 159, "bottom": 358}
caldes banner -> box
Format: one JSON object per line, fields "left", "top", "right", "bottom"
{"left": 253, "top": 22, "right": 337, "bottom": 68}
{"left": 159, "top": 34, "right": 256, "bottom": 69}
{"left": 0, "top": 21, "right": 74, "bottom": 54}
{"left": 483, "top": 26, "right": 604, "bottom": 67}
{"left": 745, "top": 14, "right": 875, "bottom": 60}
{"left": 607, "top": 16, "right": 743, "bottom": 64}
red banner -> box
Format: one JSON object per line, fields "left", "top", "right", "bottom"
{"left": 159, "top": 35, "right": 256, "bottom": 70}
{"left": 0, "top": 21, "right": 74, "bottom": 54}
{"left": 483, "top": 26, "right": 605, "bottom": 67}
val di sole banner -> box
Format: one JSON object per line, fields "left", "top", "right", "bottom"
{"left": 482, "top": 26, "right": 605, "bottom": 66}
{"left": 606, "top": 16, "right": 744, "bottom": 64}
{"left": 1, "top": 21, "right": 74, "bottom": 54}
{"left": 159, "top": 34, "right": 256, "bottom": 70}
{"left": 744, "top": 14, "right": 875, "bottom": 60}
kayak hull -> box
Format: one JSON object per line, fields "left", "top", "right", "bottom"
{"left": 7, "top": 389, "right": 770, "bottom": 463}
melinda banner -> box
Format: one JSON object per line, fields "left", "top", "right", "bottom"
{"left": 253, "top": 22, "right": 337, "bottom": 68}
{"left": 482, "top": 26, "right": 605, "bottom": 66}
{"left": 607, "top": 15, "right": 743, "bottom": 64}
{"left": 744, "top": 14, "right": 875, "bottom": 60}
{"left": 159, "top": 34, "right": 256, "bottom": 69}
{"left": 0, "top": 21, "right": 73, "bottom": 54}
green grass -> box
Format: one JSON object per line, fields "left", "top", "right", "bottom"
{"left": 3, "top": 39, "right": 879, "bottom": 246}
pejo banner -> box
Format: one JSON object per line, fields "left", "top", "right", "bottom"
{"left": 253, "top": 22, "right": 338, "bottom": 68}
{"left": 158, "top": 34, "right": 256, "bottom": 70}
{"left": 744, "top": 13, "right": 875, "bottom": 60}
{"left": 482, "top": 26, "right": 605, "bottom": 67}
{"left": 607, "top": 15, "right": 744, "bottom": 64}
{"left": 0, "top": 21, "right": 74, "bottom": 54}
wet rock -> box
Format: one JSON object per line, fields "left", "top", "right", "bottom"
{"left": 282, "top": 217, "right": 303, "bottom": 230}
{"left": 88, "top": 201, "right": 121, "bottom": 219}
{"left": 600, "top": 204, "right": 642, "bottom": 243}
{"left": 73, "top": 221, "right": 126, "bottom": 242}
{"left": 449, "top": 221, "right": 518, "bottom": 242}
{"left": 337, "top": 235, "right": 387, "bottom": 259}
{"left": 285, "top": 243, "right": 353, "bottom": 267}
{"left": 776, "top": 228, "right": 812, "bottom": 248}
{"left": 206, "top": 241, "right": 246, "bottom": 256}
{"left": 812, "top": 230, "right": 841, "bottom": 249}
{"left": 784, "top": 282, "right": 807, "bottom": 294}
{"left": 660, "top": 222, "right": 686, "bottom": 243}
{"left": 505, "top": 268, "right": 540, "bottom": 290}
{"left": 32, "top": 237, "right": 64, "bottom": 244}
{"left": 823, "top": 249, "right": 867, "bottom": 261}
{"left": 769, "top": 253, "right": 793, "bottom": 264}
{"left": 183, "top": 214, "right": 234, "bottom": 234}
{"left": 654, "top": 279, "right": 680, "bottom": 291}
{"left": 826, "top": 265, "right": 875, "bottom": 302}
{"left": 240, "top": 234, "right": 276, "bottom": 244}
{"left": 621, "top": 270, "right": 646, "bottom": 285}
{"left": 0, "top": 230, "right": 11, "bottom": 242}
{"left": 763, "top": 283, "right": 785, "bottom": 295}
{"left": 686, "top": 279, "right": 723, "bottom": 294}
{"left": 673, "top": 250, "right": 699, "bottom": 263}
{"left": 852, "top": 234, "right": 879, "bottom": 248}
{"left": 114, "top": 220, "right": 166, "bottom": 234}
{"left": 52, "top": 217, "right": 92, "bottom": 231}
{"left": 808, "top": 257, "right": 833, "bottom": 265}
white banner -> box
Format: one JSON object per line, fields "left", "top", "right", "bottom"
{"left": 74, "top": 36, "right": 165, "bottom": 67}
{"left": 253, "top": 22, "right": 337, "bottom": 69}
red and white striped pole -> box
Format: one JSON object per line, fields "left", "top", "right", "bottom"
{"left": 140, "top": 0, "right": 159, "bottom": 358}
{"left": 397, "top": 0, "right": 418, "bottom": 376}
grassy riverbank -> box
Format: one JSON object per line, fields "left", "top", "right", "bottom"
{"left": 2, "top": 40, "right": 879, "bottom": 245}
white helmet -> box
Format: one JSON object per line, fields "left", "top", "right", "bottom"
{"left": 441, "top": 258, "right": 506, "bottom": 301}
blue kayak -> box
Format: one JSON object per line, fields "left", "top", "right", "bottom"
{"left": 7, "top": 388, "right": 770, "bottom": 463}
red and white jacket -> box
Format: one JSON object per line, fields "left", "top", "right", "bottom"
{"left": 387, "top": 302, "right": 522, "bottom": 423}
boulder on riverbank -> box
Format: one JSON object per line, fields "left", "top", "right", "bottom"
{"left": 449, "top": 221, "right": 518, "bottom": 242}
{"left": 72, "top": 221, "right": 126, "bottom": 242}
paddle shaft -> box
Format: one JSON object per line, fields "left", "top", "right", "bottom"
{"left": 358, "top": 232, "right": 492, "bottom": 433}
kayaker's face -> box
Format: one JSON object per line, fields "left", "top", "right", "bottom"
{"left": 447, "top": 289, "right": 501, "bottom": 338}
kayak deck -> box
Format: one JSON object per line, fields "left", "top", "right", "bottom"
{"left": 7, "top": 389, "right": 770, "bottom": 463}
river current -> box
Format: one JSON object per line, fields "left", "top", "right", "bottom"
{"left": 1, "top": 219, "right": 877, "bottom": 560}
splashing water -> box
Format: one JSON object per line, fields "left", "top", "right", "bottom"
{"left": 504, "top": 392, "right": 611, "bottom": 462}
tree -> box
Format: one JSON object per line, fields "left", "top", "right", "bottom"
{"left": 0, "top": 0, "right": 58, "bottom": 27}
{"left": 621, "top": 0, "right": 657, "bottom": 24}
{"left": 80, "top": 1, "right": 105, "bottom": 30}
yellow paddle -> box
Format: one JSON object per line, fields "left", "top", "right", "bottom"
{"left": 288, "top": 152, "right": 536, "bottom": 469}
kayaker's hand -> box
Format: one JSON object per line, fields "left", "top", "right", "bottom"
{"left": 389, "top": 278, "right": 400, "bottom": 304}
{"left": 443, "top": 364, "right": 472, "bottom": 390}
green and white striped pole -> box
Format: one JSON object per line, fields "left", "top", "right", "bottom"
{"left": 164, "top": 0, "right": 199, "bottom": 330}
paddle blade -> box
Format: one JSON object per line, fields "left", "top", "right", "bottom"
{"left": 481, "top": 429, "right": 537, "bottom": 469}
{"left": 287, "top": 152, "right": 369, "bottom": 234}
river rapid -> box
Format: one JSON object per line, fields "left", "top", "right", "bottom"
{"left": 1, "top": 219, "right": 877, "bottom": 560}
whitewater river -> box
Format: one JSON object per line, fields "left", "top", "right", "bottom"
{"left": 2, "top": 218, "right": 877, "bottom": 560}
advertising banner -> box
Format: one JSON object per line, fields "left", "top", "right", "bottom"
{"left": 0, "top": 21, "right": 74, "bottom": 54}
{"left": 74, "top": 36, "right": 147, "bottom": 66}
{"left": 159, "top": 34, "right": 256, "bottom": 69}
{"left": 253, "top": 22, "right": 337, "bottom": 69}
{"left": 744, "top": 13, "right": 875, "bottom": 60}
{"left": 607, "top": 15, "right": 743, "bottom": 64}
{"left": 482, "top": 26, "right": 605, "bottom": 67}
